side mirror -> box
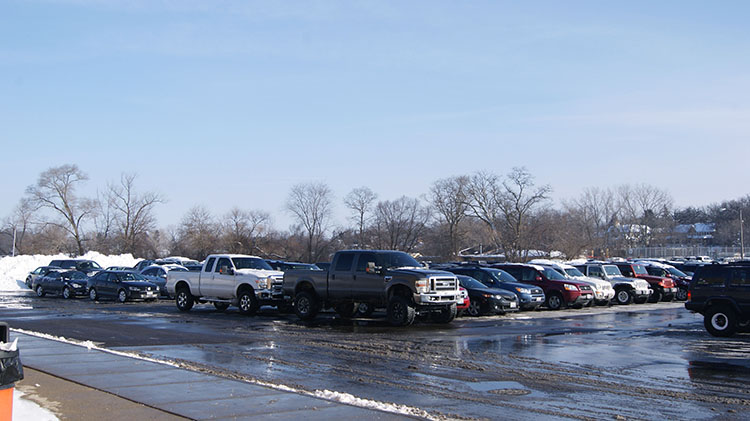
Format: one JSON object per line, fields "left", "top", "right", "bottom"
{"left": 366, "top": 262, "right": 382, "bottom": 275}
{"left": 535, "top": 276, "right": 542, "bottom": 281}
{"left": 220, "top": 266, "right": 235, "bottom": 275}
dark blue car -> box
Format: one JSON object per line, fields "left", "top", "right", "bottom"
{"left": 446, "top": 265, "right": 546, "bottom": 310}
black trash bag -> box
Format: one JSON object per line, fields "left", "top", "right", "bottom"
{"left": 0, "top": 349, "right": 23, "bottom": 387}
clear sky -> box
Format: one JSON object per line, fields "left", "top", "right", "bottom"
{"left": 2, "top": 0, "right": 749, "bottom": 231}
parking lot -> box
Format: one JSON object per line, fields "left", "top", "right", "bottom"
{"left": 2, "top": 291, "right": 749, "bottom": 420}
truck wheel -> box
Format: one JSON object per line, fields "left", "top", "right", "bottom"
{"left": 432, "top": 303, "right": 457, "bottom": 324}
{"left": 294, "top": 291, "right": 319, "bottom": 321}
{"left": 354, "top": 302, "right": 374, "bottom": 317}
{"left": 545, "top": 292, "right": 564, "bottom": 310}
{"left": 238, "top": 291, "right": 259, "bottom": 316}
{"left": 387, "top": 296, "right": 416, "bottom": 326}
{"left": 704, "top": 305, "right": 737, "bottom": 337}
{"left": 335, "top": 303, "right": 355, "bottom": 318}
{"left": 213, "top": 302, "right": 230, "bottom": 312}
{"left": 615, "top": 288, "right": 634, "bottom": 305}
{"left": 175, "top": 288, "right": 194, "bottom": 312}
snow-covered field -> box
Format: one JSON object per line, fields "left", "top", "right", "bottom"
{"left": 0, "top": 252, "right": 140, "bottom": 292}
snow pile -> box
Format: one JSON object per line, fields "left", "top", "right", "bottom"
{"left": 13, "top": 389, "right": 59, "bottom": 421}
{"left": 314, "top": 390, "right": 439, "bottom": 420}
{"left": 0, "top": 252, "right": 140, "bottom": 292}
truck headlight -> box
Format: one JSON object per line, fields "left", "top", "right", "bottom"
{"left": 415, "top": 279, "right": 430, "bottom": 293}
{"left": 563, "top": 284, "right": 579, "bottom": 291}
{"left": 257, "top": 277, "right": 270, "bottom": 289}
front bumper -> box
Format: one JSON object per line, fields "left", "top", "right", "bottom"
{"left": 414, "top": 291, "right": 459, "bottom": 306}
{"left": 519, "top": 293, "right": 545, "bottom": 310}
{"left": 566, "top": 291, "right": 594, "bottom": 306}
{"left": 130, "top": 290, "right": 159, "bottom": 300}
{"left": 486, "top": 298, "right": 519, "bottom": 314}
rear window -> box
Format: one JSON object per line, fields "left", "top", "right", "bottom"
{"left": 693, "top": 267, "right": 726, "bottom": 287}
{"left": 334, "top": 253, "right": 355, "bottom": 272}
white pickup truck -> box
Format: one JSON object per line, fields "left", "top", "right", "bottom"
{"left": 166, "top": 254, "right": 284, "bottom": 315}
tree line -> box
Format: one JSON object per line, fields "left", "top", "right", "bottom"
{"left": 2, "top": 164, "right": 748, "bottom": 262}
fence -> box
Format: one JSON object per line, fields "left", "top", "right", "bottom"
{"left": 626, "top": 246, "right": 744, "bottom": 260}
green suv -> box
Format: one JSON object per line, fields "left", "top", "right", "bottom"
{"left": 685, "top": 263, "right": 750, "bottom": 337}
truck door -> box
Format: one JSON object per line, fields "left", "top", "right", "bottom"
{"left": 729, "top": 268, "right": 750, "bottom": 315}
{"left": 212, "top": 257, "right": 235, "bottom": 298}
{"left": 199, "top": 257, "right": 217, "bottom": 296}
{"left": 352, "top": 252, "right": 387, "bottom": 305}
{"left": 329, "top": 252, "right": 356, "bottom": 300}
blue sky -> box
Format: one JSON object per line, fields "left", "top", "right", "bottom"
{"left": 2, "top": 0, "right": 749, "bottom": 230}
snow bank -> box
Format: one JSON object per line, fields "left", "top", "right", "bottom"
{"left": 13, "top": 389, "right": 59, "bottom": 421}
{"left": 0, "top": 252, "right": 140, "bottom": 292}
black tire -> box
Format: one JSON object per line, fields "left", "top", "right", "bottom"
{"left": 648, "top": 288, "right": 663, "bottom": 303}
{"left": 704, "top": 305, "right": 737, "bottom": 337}
{"left": 467, "top": 300, "right": 483, "bottom": 317}
{"left": 89, "top": 288, "right": 98, "bottom": 301}
{"left": 634, "top": 296, "right": 648, "bottom": 304}
{"left": 676, "top": 287, "right": 688, "bottom": 301}
{"left": 213, "top": 302, "right": 230, "bottom": 312}
{"left": 386, "top": 295, "right": 416, "bottom": 326}
{"left": 277, "top": 303, "right": 294, "bottom": 314}
{"left": 432, "top": 303, "right": 457, "bottom": 324}
{"left": 335, "top": 303, "right": 356, "bottom": 318}
{"left": 175, "top": 288, "right": 194, "bottom": 312}
{"left": 615, "top": 288, "right": 634, "bottom": 305}
{"left": 354, "top": 302, "right": 374, "bottom": 317}
{"left": 62, "top": 286, "right": 72, "bottom": 299}
{"left": 545, "top": 292, "right": 564, "bottom": 310}
{"left": 294, "top": 291, "right": 320, "bottom": 321}
{"left": 237, "top": 290, "right": 259, "bottom": 316}
{"left": 117, "top": 289, "right": 128, "bottom": 303}
{"left": 35, "top": 285, "right": 45, "bottom": 297}
{"left": 26, "top": 277, "right": 32, "bottom": 289}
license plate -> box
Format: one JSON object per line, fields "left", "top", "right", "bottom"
{"left": 534, "top": 297, "right": 543, "bottom": 301}
{"left": 510, "top": 302, "right": 517, "bottom": 308}
{"left": 584, "top": 294, "right": 592, "bottom": 299}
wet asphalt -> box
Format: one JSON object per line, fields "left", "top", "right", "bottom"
{"left": 1, "top": 290, "right": 748, "bottom": 420}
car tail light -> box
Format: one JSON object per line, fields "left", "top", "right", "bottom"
{"left": 687, "top": 290, "right": 691, "bottom": 301}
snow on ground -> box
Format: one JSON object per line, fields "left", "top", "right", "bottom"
{"left": 0, "top": 252, "right": 140, "bottom": 292}
{"left": 13, "top": 389, "right": 59, "bottom": 421}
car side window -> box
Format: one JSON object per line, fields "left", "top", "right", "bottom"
{"left": 355, "top": 252, "right": 377, "bottom": 272}
{"left": 142, "top": 268, "right": 153, "bottom": 276}
{"left": 334, "top": 253, "right": 355, "bottom": 272}
{"left": 730, "top": 269, "right": 750, "bottom": 287}
{"left": 521, "top": 268, "right": 537, "bottom": 282}
{"left": 215, "top": 258, "right": 232, "bottom": 273}
{"left": 619, "top": 266, "right": 634, "bottom": 277}
{"left": 472, "top": 270, "right": 489, "bottom": 283}
{"left": 694, "top": 268, "right": 726, "bottom": 287}
{"left": 502, "top": 267, "right": 522, "bottom": 280}
{"left": 204, "top": 258, "right": 216, "bottom": 273}
{"left": 589, "top": 266, "right": 603, "bottom": 278}
{"left": 107, "top": 273, "right": 119, "bottom": 282}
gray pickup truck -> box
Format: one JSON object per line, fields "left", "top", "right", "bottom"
{"left": 282, "top": 250, "right": 460, "bottom": 326}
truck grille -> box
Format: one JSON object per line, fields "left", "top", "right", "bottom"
{"left": 271, "top": 275, "right": 284, "bottom": 294}
{"left": 431, "top": 277, "right": 457, "bottom": 292}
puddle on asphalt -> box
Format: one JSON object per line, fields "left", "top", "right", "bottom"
{"left": 467, "top": 380, "right": 533, "bottom": 396}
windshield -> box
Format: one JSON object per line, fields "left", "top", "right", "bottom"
{"left": 378, "top": 252, "right": 422, "bottom": 269}
{"left": 487, "top": 268, "right": 518, "bottom": 283}
{"left": 667, "top": 267, "right": 687, "bottom": 277}
{"left": 564, "top": 268, "right": 585, "bottom": 277}
{"left": 63, "top": 271, "right": 87, "bottom": 280}
{"left": 232, "top": 257, "right": 274, "bottom": 271}
{"left": 458, "top": 276, "right": 487, "bottom": 290}
{"left": 78, "top": 261, "right": 102, "bottom": 270}
{"left": 118, "top": 272, "right": 146, "bottom": 281}
{"left": 542, "top": 267, "right": 566, "bottom": 280}
{"left": 632, "top": 264, "right": 648, "bottom": 275}
{"left": 603, "top": 265, "right": 622, "bottom": 276}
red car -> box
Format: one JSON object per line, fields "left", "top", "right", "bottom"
{"left": 612, "top": 262, "right": 677, "bottom": 303}
{"left": 457, "top": 286, "right": 470, "bottom": 316}
{"left": 493, "top": 263, "right": 594, "bottom": 310}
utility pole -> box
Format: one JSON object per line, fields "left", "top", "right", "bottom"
{"left": 741, "top": 209, "right": 745, "bottom": 259}
{"left": 11, "top": 228, "right": 16, "bottom": 257}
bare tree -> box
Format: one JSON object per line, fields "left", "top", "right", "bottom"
{"left": 372, "top": 196, "right": 431, "bottom": 252}
{"left": 222, "top": 208, "right": 271, "bottom": 254}
{"left": 344, "top": 186, "right": 378, "bottom": 248}
{"left": 464, "top": 171, "right": 506, "bottom": 252}
{"left": 616, "top": 183, "right": 673, "bottom": 247}
{"left": 564, "top": 187, "right": 619, "bottom": 257}
{"left": 106, "top": 173, "right": 165, "bottom": 255}
{"left": 286, "top": 182, "right": 333, "bottom": 262}
{"left": 497, "top": 167, "right": 551, "bottom": 261}
{"left": 25, "top": 164, "right": 94, "bottom": 255}
{"left": 174, "top": 206, "right": 219, "bottom": 260}
{"left": 2, "top": 198, "right": 38, "bottom": 254}
{"left": 429, "top": 176, "right": 469, "bottom": 258}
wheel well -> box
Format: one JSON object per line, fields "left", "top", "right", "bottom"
{"left": 175, "top": 281, "right": 190, "bottom": 292}
{"left": 705, "top": 299, "right": 739, "bottom": 313}
{"left": 295, "top": 282, "right": 315, "bottom": 295}
{"left": 237, "top": 283, "right": 254, "bottom": 296}
{"left": 387, "top": 284, "right": 413, "bottom": 301}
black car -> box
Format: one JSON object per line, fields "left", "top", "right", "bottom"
{"left": 685, "top": 262, "right": 750, "bottom": 337}
{"left": 25, "top": 266, "right": 60, "bottom": 288}
{"left": 456, "top": 275, "right": 519, "bottom": 316}
{"left": 33, "top": 270, "right": 88, "bottom": 299}
{"left": 445, "top": 265, "right": 546, "bottom": 310}
{"left": 87, "top": 270, "right": 159, "bottom": 303}
{"left": 48, "top": 259, "right": 103, "bottom": 275}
